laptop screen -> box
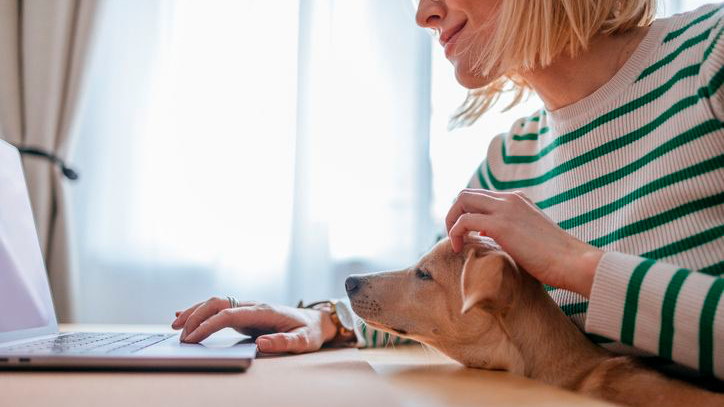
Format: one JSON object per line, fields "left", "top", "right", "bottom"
{"left": 0, "top": 140, "right": 58, "bottom": 343}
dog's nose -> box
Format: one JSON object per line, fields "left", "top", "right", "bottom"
{"left": 345, "top": 276, "right": 361, "bottom": 294}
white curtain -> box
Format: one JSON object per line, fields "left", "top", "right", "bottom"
{"left": 69, "top": 0, "right": 433, "bottom": 323}
{"left": 0, "top": 0, "right": 99, "bottom": 322}
{"left": 289, "top": 0, "right": 434, "bottom": 301}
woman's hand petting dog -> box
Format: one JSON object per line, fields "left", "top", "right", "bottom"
{"left": 446, "top": 189, "right": 604, "bottom": 298}
{"left": 171, "top": 298, "right": 337, "bottom": 353}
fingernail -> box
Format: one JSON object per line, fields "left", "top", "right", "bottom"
{"left": 257, "top": 338, "right": 271, "bottom": 351}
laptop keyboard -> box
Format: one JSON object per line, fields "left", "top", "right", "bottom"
{"left": 1, "top": 332, "right": 175, "bottom": 355}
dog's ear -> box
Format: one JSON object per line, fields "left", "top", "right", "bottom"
{"left": 460, "top": 248, "right": 516, "bottom": 314}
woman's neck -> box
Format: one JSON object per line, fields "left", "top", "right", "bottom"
{"left": 522, "top": 27, "right": 650, "bottom": 111}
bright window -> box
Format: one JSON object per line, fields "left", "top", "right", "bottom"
{"left": 70, "top": 0, "right": 431, "bottom": 323}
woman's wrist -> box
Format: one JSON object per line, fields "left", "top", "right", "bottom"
{"left": 318, "top": 309, "right": 339, "bottom": 343}
{"left": 567, "top": 246, "right": 604, "bottom": 298}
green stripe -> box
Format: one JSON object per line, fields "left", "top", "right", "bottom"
{"left": 476, "top": 163, "right": 491, "bottom": 189}
{"left": 382, "top": 332, "right": 390, "bottom": 346}
{"left": 664, "top": 5, "right": 723, "bottom": 43}
{"left": 642, "top": 225, "right": 724, "bottom": 260}
{"left": 526, "top": 115, "right": 542, "bottom": 123}
{"left": 372, "top": 329, "right": 378, "bottom": 348}
{"left": 560, "top": 301, "right": 588, "bottom": 316}
{"left": 512, "top": 133, "right": 539, "bottom": 141}
{"left": 497, "top": 63, "right": 701, "bottom": 167}
{"left": 701, "top": 261, "right": 724, "bottom": 276}
{"left": 705, "top": 68, "right": 724, "bottom": 98}
{"left": 490, "top": 91, "right": 711, "bottom": 190}
{"left": 639, "top": 25, "right": 715, "bottom": 81}
{"left": 659, "top": 269, "right": 691, "bottom": 360}
{"left": 621, "top": 259, "right": 656, "bottom": 345}
{"left": 552, "top": 154, "right": 724, "bottom": 225}
{"left": 588, "top": 192, "right": 724, "bottom": 248}
{"left": 519, "top": 115, "right": 542, "bottom": 127}
{"left": 394, "top": 336, "right": 401, "bottom": 346}
{"left": 544, "top": 284, "right": 557, "bottom": 292}
{"left": 704, "top": 23, "right": 724, "bottom": 61}
{"left": 512, "top": 127, "right": 549, "bottom": 141}
{"left": 699, "top": 278, "right": 724, "bottom": 376}
{"left": 704, "top": 40, "right": 724, "bottom": 95}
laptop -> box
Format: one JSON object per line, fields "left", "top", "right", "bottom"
{"left": 0, "top": 139, "right": 256, "bottom": 370}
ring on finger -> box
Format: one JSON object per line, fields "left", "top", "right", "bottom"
{"left": 227, "top": 296, "right": 241, "bottom": 309}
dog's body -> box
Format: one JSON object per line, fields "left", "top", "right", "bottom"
{"left": 345, "top": 237, "right": 724, "bottom": 407}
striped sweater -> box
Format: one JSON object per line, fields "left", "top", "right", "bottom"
{"left": 353, "top": 4, "right": 724, "bottom": 380}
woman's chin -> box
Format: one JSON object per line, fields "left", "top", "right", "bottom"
{"left": 454, "top": 65, "right": 492, "bottom": 90}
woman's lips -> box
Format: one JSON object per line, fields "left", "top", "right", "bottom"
{"left": 441, "top": 22, "right": 466, "bottom": 58}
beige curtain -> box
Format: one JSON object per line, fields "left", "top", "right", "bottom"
{"left": 0, "top": 0, "right": 99, "bottom": 322}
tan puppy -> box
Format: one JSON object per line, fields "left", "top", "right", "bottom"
{"left": 345, "top": 236, "right": 724, "bottom": 407}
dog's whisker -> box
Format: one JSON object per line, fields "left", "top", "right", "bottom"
{"left": 421, "top": 342, "right": 443, "bottom": 361}
{"left": 419, "top": 342, "right": 432, "bottom": 360}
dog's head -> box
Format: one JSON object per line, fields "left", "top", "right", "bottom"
{"left": 346, "top": 235, "right": 526, "bottom": 372}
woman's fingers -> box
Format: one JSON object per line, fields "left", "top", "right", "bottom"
{"left": 181, "top": 305, "right": 275, "bottom": 344}
{"left": 172, "top": 298, "right": 258, "bottom": 332}
{"left": 256, "top": 327, "right": 313, "bottom": 354}
{"left": 445, "top": 189, "right": 502, "bottom": 233}
{"left": 171, "top": 302, "right": 203, "bottom": 329}
{"left": 179, "top": 297, "right": 229, "bottom": 340}
{"left": 448, "top": 213, "right": 498, "bottom": 252}
{"left": 181, "top": 308, "right": 236, "bottom": 343}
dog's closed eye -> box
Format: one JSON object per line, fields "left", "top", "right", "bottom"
{"left": 415, "top": 268, "right": 433, "bottom": 281}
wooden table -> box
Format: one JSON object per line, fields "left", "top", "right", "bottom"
{"left": 0, "top": 325, "right": 615, "bottom": 407}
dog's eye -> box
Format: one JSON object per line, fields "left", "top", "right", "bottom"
{"left": 415, "top": 268, "right": 432, "bottom": 281}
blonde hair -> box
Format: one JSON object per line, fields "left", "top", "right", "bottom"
{"left": 451, "top": 0, "right": 657, "bottom": 127}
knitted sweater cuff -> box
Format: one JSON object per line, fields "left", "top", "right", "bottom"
{"left": 584, "top": 251, "right": 644, "bottom": 343}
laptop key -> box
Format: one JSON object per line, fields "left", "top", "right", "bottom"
{"left": 1, "top": 332, "right": 174, "bottom": 355}
{"left": 103, "top": 334, "right": 173, "bottom": 354}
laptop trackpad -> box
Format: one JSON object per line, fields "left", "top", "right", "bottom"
{"left": 141, "top": 329, "right": 256, "bottom": 358}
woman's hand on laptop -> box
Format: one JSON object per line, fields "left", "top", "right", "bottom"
{"left": 171, "top": 298, "right": 338, "bottom": 353}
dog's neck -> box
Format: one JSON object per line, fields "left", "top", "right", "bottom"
{"left": 436, "top": 269, "right": 610, "bottom": 389}
{"left": 441, "top": 269, "right": 611, "bottom": 388}
{"left": 500, "top": 271, "right": 611, "bottom": 389}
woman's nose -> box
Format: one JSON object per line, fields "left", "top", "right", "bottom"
{"left": 415, "top": 0, "right": 445, "bottom": 30}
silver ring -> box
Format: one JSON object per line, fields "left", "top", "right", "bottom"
{"left": 227, "top": 296, "right": 241, "bottom": 308}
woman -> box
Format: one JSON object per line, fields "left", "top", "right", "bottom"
{"left": 172, "top": 0, "right": 724, "bottom": 380}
